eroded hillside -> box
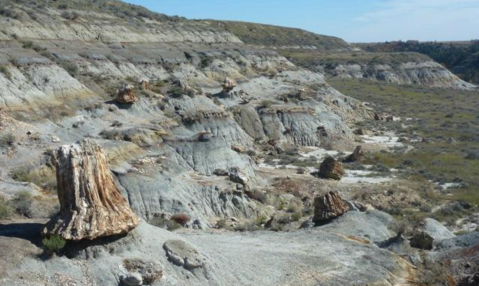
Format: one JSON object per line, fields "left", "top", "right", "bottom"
{"left": 0, "top": 1, "right": 478, "bottom": 286}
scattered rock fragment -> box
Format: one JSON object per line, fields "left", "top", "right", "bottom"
{"left": 318, "top": 157, "right": 345, "bottom": 180}
{"left": 120, "top": 273, "right": 143, "bottom": 286}
{"left": 312, "top": 191, "right": 349, "bottom": 224}
{"left": 163, "top": 240, "right": 204, "bottom": 271}
{"left": 122, "top": 258, "right": 163, "bottom": 285}
{"left": 228, "top": 167, "right": 249, "bottom": 185}
{"left": 42, "top": 140, "right": 140, "bottom": 240}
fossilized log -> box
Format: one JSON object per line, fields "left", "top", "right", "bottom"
{"left": 42, "top": 140, "right": 140, "bottom": 240}
{"left": 343, "top": 146, "right": 365, "bottom": 163}
{"left": 318, "top": 157, "right": 345, "bottom": 180}
{"left": 313, "top": 191, "right": 349, "bottom": 223}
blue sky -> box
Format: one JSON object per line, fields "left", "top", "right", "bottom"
{"left": 124, "top": 0, "right": 479, "bottom": 42}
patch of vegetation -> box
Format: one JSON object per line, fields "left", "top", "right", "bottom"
{"left": 0, "top": 65, "right": 12, "bottom": 80}
{"left": 148, "top": 217, "right": 183, "bottom": 231}
{"left": 42, "top": 235, "right": 67, "bottom": 254}
{"left": 281, "top": 50, "right": 430, "bottom": 72}
{"left": 0, "top": 133, "right": 16, "bottom": 148}
{"left": 10, "top": 191, "right": 33, "bottom": 218}
{"left": 0, "top": 0, "right": 186, "bottom": 23}
{"left": 331, "top": 78, "right": 479, "bottom": 206}
{"left": 205, "top": 21, "right": 348, "bottom": 51}
{"left": 11, "top": 167, "right": 57, "bottom": 194}
{"left": 0, "top": 196, "right": 12, "bottom": 219}
{"left": 58, "top": 60, "right": 79, "bottom": 77}
{"left": 168, "top": 86, "right": 184, "bottom": 98}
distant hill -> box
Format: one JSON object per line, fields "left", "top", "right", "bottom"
{"left": 203, "top": 20, "right": 350, "bottom": 51}
{"left": 358, "top": 41, "right": 479, "bottom": 84}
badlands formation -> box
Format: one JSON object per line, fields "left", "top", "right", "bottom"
{"left": 0, "top": 1, "right": 477, "bottom": 285}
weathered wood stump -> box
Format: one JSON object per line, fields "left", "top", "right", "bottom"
{"left": 42, "top": 140, "right": 140, "bottom": 240}
{"left": 318, "top": 157, "right": 345, "bottom": 180}
{"left": 115, "top": 84, "right": 138, "bottom": 104}
{"left": 221, "top": 77, "right": 237, "bottom": 94}
{"left": 343, "top": 146, "right": 365, "bottom": 163}
{"left": 313, "top": 191, "right": 349, "bottom": 223}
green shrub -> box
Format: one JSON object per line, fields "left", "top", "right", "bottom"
{"left": 58, "top": 61, "right": 78, "bottom": 77}
{"left": 0, "top": 65, "right": 12, "bottom": 79}
{"left": 0, "top": 133, "right": 15, "bottom": 147}
{"left": 10, "top": 191, "right": 33, "bottom": 218}
{"left": 0, "top": 197, "right": 12, "bottom": 219}
{"left": 291, "top": 212, "right": 302, "bottom": 222}
{"left": 42, "top": 235, "right": 67, "bottom": 254}
{"left": 22, "top": 41, "right": 34, "bottom": 49}
{"left": 168, "top": 87, "right": 184, "bottom": 98}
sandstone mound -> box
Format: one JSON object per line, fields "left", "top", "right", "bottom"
{"left": 42, "top": 140, "right": 140, "bottom": 240}
{"left": 313, "top": 191, "right": 349, "bottom": 223}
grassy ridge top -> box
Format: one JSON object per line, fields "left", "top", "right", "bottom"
{"left": 0, "top": 0, "right": 183, "bottom": 22}
{"left": 281, "top": 50, "right": 431, "bottom": 71}
{"left": 203, "top": 20, "right": 349, "bottom": 50}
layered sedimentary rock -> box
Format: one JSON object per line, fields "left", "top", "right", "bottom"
{"left": 319, "top": 157, "right": 345, "bottom": 180}
{"left": 42, "top": 140, "right": 140, "bottom": 240}
{"left": 313, "top": 191, "right": 349, "bottom": 223}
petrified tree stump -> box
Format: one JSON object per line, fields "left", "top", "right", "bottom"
{"left": 318, "top": 157, "right": 345, "bottom": 180}
{"left": 313, "top": 191, "right": 349, "bottom": 223}
{"left": 42, "top": 140, "right": 140, "bottom": 240}
{"left": 343, "top": 146, "right": 365, "bottom": 163}
{"left": 115, "top": 84, "right": 138, "bottom": 104}
{"left": 221, "top": 77, "right": 237, "bottom": 94}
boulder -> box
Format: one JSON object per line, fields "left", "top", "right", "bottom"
{"left": 115, "top": 84, "right": 138, "bottom": 104}
{"left": 163, "top": 240, "right": 204, "bottom": 271}
{"left": 313, "top": 191, "right": 349, "bottom": 223}
{"left": 343, "top": 145, "right": 365, "bottom": 163}
{"left": 410, "top": 218, "right": 455, "bottom": 249}
{"left": 120, "top": 273, "right": 143, "bottom": 286}
{"left": 42, "top": 140, "right": 140, "bottom": 240}
{"left": 228, "top": 167, "right": 249, "bottom": 185}
{"left": 318, "top": 157, "right": 345, "bottom": 180}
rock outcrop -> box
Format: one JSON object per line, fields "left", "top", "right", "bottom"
{"left": 318, "top": 157, "right": 345, "bottom": 180}
{"left": 318, "top": 60, "right": 476, "bottom": 90}
{"left": 115, "top": 84, "right": 138, "bottom": 104}
{"left": 313, "top": 191, "right": 349, "bottom": 223}
{"left": 42, "top": 140, "right": 140, "bottom": 240}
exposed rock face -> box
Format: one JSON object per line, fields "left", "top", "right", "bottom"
{"left": 319, "top": 157, "right": 345, "bottom": 180}
{"left": 42, "top": 140, "right": 140, "bottom": 240}
{"left": 115, "top": 84, "right": 138, "bottom": 104}
{"left": 344, "top": 145, "right": 364, "bottom": 163}
{"left": 313, "top": 191, "right": 349, "bottom": 223}
{"left": 319, "top": 61, "right": 476, "bottom": 90}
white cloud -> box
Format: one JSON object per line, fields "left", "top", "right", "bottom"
{"left": 343, "top": 0, "right": 479, "bottom": 42}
